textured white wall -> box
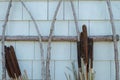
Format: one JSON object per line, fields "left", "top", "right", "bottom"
{"left": 0, "top": 0, "right": 120, "bottom": 80}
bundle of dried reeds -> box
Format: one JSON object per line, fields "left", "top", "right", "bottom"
{"left": 5, "top": 45, "right": 22, "bottom": 79}
{"left": 5, "top": 45, "right": 29, "bottom": 80}
{"left": 65, "top": 25, "right": 94, "bottom": 80}
{"left": 78, "top": 25, "right": 94, "bottom": 80}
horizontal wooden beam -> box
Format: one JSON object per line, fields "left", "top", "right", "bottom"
{"left": 0, "top": 35, "right": 119, "bottom": 42}
{"left": 1, "top": 0, "right": 119, "bottom": 2}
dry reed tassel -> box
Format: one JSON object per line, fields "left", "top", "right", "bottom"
{"left": 24, "top": 70, "right": 29, "bottom": 80}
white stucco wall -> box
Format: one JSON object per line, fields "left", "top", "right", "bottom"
{"left": 0, "top": 0, "right": 120, "bottom": 80}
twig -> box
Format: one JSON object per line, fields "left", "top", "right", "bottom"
{"left": 106, "top": 0, "right": 119, "bottom": 80}
{"left": 70, "top": 0, "right": 80, "bottom": 41}
{"left": 1, "top": 0, "right": 12, "bottom": 80}
{"left": 46, "top": 0, "right": 62, "bottom": 80}
{"left": 18, "top": 0, "right": 45, "bottom": 80}
{"left": 70, "top": 0, "right": 80, "bottom": 80}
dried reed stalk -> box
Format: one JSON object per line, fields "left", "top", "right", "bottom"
{"left": 46, "top": 0, "right": 62, "bottom": 80}
{"left": 1, "top": 0, "right": 12, "bottom": 80}
{"left": 82, "top": 25, "right": 88, "bottom": 80}
{"left": 18, "top": 0, "right": 45, "bottom": 80}
{"left": 106, "top": 0, "right": 119, "bottom": 80}
{"left": 88, "top": 38, "right": 93, "bottom": 69}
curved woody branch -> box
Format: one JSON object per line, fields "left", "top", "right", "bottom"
{"left": 1, "top": 0, "right": 12, "bottom": 80}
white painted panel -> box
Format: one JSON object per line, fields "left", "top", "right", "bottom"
{"left": 0, "top": 42, "right": 1, "bottom": 60}
{"left": 34, "top": 42, "right": 47, "bottom": 60}
{"left": 55, "top": 61, "right": 71, "bottom": 80}
{"left": 110, "top": 61, "right": 120, "bottom": 80}
{"left": 110, "top": 61, "right": 115, "bottom": 80}
{"left": 70, "top": 42, "right": 77, "bottom": 60}
{"left": 30, "top": 21, "right": 68, "bottom": 36}
{"left": 0, "top": 21, "right": 3, "bottom": 35}
{"left": 51, "top": 42, "right": 70, "bottom": 60}
{"left": 9, "top": 2, "right": 22, "bottom": 20}
{"left": 106, "top": 1, "right": 120, "bottom": 20}
{"left": 90, "top": 21, "right": 112, "bottom": 35}
{"left": 54, "top": 21, "right": 68, "bottom": 36}
{"left": 64, "top": 1, "right": 79, "bottom": 20}
{"left": 0, "top": 2, "right": 22, "bottom": 20}
{"left": 118, "top": 41, "right": 120, "bottom": 60}
{"left": 112, "top": 1, "right": 120, "bottom": 19}
{"left": 6, "top": 21, "right": 29, "bottom": 36}
{"left": 94, "top": 42, "right": 114, "bottom": 60}
{"left": 69, "top": 21, "right": 89, "bottom": 36}
{"left": 114, "top": 21, "right": 120, "bottom": 35}
{"left": 15, "top": 42, "right": 34, "bottom": 60}
{"left": 19, "top": 61, "right": 33, "bottom": 79}
{"left": 33, "top": 61, "right": 41, "bottom": 80}
{"left": 0, "top": 2, "right": 8, "bottom": 20}
{"left": 30, "top": 21, "right": 51, "bottom": 36}
{"left": 33, "top": 61, "right": 54, "bottom": 80}
{"left": 79, "top": 1, "right": 107, "bottom": 20}
{"left": 35, "top": 42, "right": 71, "bottom": 60}
{"left": 93, "top": 61, "right": 111, "bottom": 80}
{"left": 55, "top": 61, "right": 78, "bottom": 80}
{"left": 93, "top": 21, "right": 120, "bottom": 35}
{"left": 22, "top": 1, "right": 47, "bottom": 20}
{"left": 48, "top": 1, "right": 63, "bottom": 20}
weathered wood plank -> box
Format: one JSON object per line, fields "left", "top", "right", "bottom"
{"left": 0, "top": 35, "right": 119, "bottom": 42}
